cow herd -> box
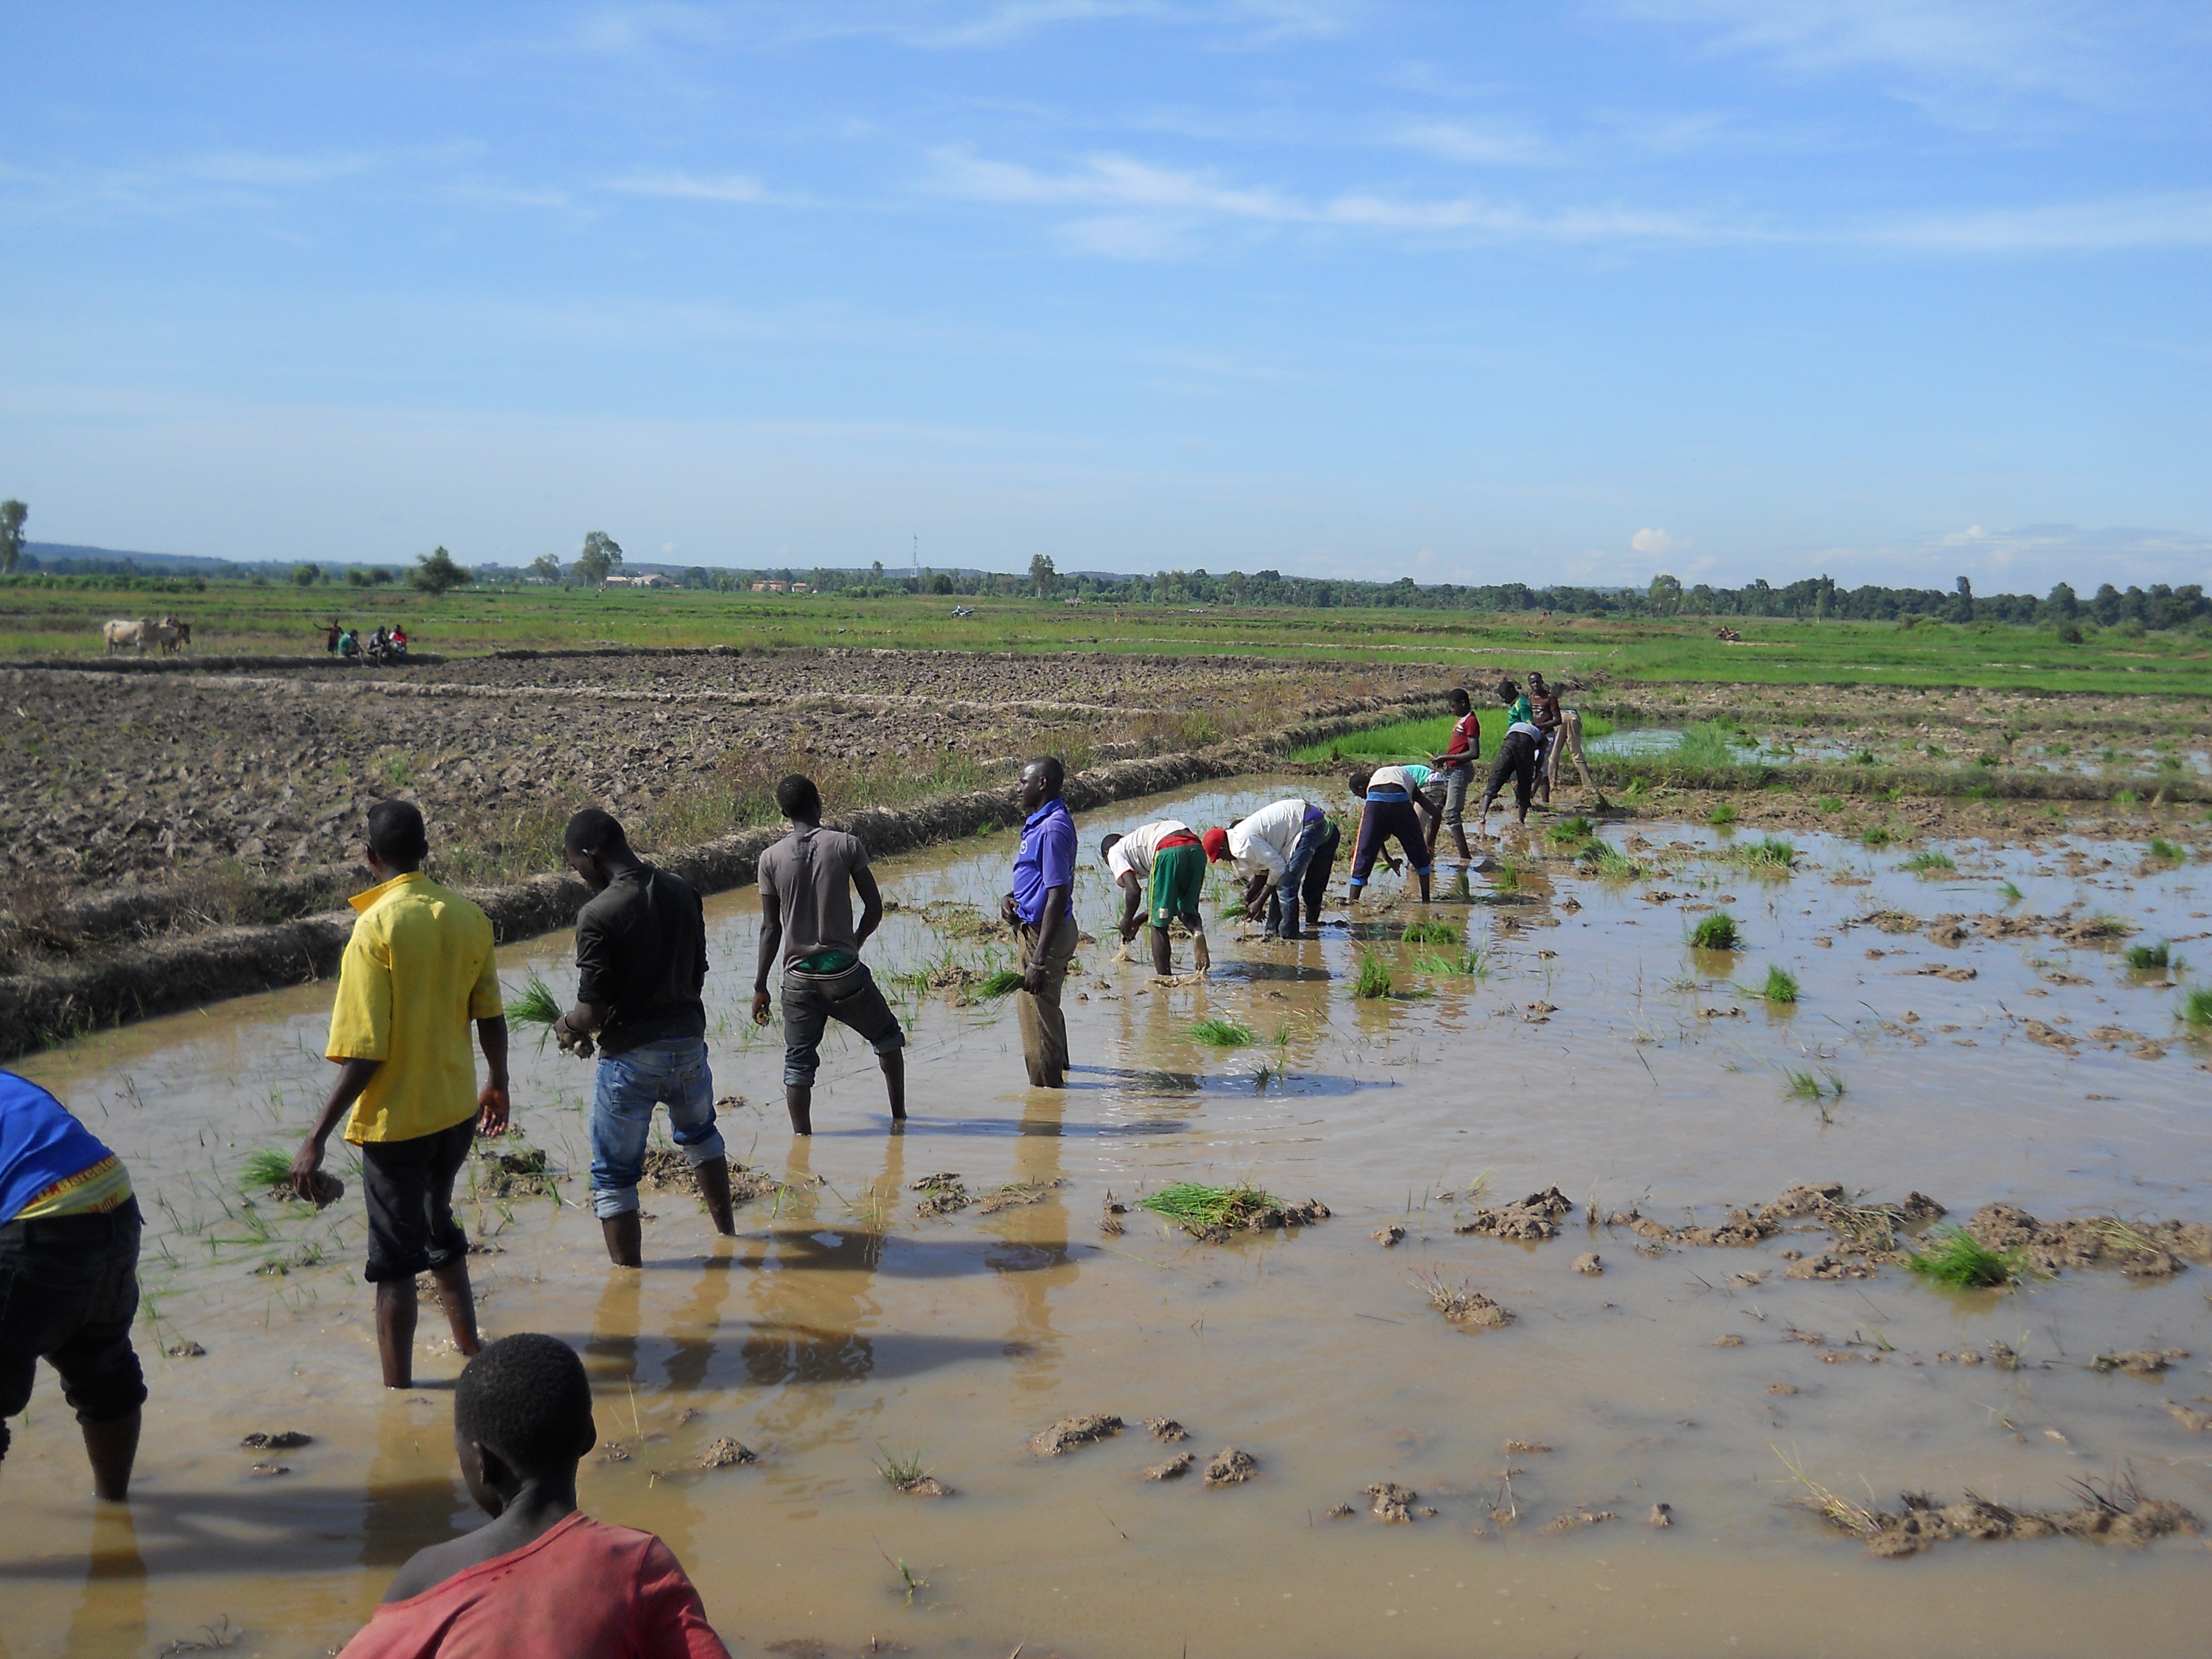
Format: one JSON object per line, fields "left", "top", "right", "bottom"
{"left": 101, "top": 614, "right": 193, "bottom": 655}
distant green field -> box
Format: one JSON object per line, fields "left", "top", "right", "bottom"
{"left": 3, "top": 580, "right": 2208, "bottom": 698}
{"left": 1291, "top": 709, "right": 1616, "bottom": 765}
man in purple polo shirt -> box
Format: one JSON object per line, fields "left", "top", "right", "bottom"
{"left": 999, "top": 755, "right": 1078, "bottom": 1088}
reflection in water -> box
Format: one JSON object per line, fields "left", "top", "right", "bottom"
{"left": 359, "top": 1397, "right": 466, "bottom": 1568}
{"left": 62, "top": 1506, "right": 146, "bottom": 1658}
{"left": 999, "top": 1093, "right": 1077, "bottom": 1395}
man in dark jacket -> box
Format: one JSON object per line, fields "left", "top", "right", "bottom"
{"left": 552, "top": 809, "right": 733, "bottom": 1267}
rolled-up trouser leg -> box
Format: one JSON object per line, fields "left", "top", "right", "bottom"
{"left": 1015, "top": 919, "right": 1078, "bottom": 1086}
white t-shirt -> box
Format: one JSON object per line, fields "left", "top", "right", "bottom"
{"left": 1105, "top": 820, "right": 1193, "bottom": 884}
{"left": 1366, "top": 764, "right": 1417, "bottom": 794}
{"left": 1227, "top": 798, "right": 1311, "bottom": 883}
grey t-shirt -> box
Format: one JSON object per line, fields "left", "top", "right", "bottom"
{"left": 757, "top": 826, "right": 871, "bottom": 971}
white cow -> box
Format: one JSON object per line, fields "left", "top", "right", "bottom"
{"left": 103, "top": 619, "right": 145, "bottom": 654}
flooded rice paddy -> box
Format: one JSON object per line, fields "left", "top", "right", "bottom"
{"left": 6, "top": 775, "right": 2211, "bottom": 1657}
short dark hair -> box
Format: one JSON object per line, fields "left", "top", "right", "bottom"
{"left": 1348, "top": 768, "right": 1374, "bottom": 795}
{"left": 776, "top": 775, "right": 821, "bottom": 820}
{"left": 1528, "top": 671, "right": 1548, "bottom": 690}
{"left": 1024, "top": 756, "right": 1065, "bottom": 791}
{"left": 454, "top": 1334, "right": 596, "bottom": 1477}
{"left": 1496, "top": 679, "right": 1519, "bottom": 701}
{"left": 1446, "top": 686, "right": 1470, "bottom": 711}
{"left": 562, "top": 807, "right": 629, "bottom": 857}
{"left": 367, "top": 800, "right": 428, "bottom": 864}
{"left": 1099, "top": 832, "right": 1123, "bottom": 863}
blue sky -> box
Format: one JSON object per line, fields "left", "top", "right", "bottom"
{"left": 5, "top": 1, "right": 2209, "bottom": 589}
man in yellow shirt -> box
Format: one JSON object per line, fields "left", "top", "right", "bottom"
{"left": 292, "top": 801, "right": 510, "bottom": 1389}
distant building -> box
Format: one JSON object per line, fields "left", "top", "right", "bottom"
{"left": 603, "top": 573, "right": 670, "bottom": 589}
{"left": 753, "top": 580, "right": 789, "bottom": 593}
{"left": 790, "top": 582, "right": 811, "bottom": 594}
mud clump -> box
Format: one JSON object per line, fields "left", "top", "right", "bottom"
{"left": 1966, "top": 1204, "right": 2211, "bottom": 1278}
{"left": 239, "top": 1431, "right": 311, "bottom": 1451}
{"left": 1806, "top": 1478, "right": 2201, "bottom": 1558}
{"left": 1648, "top": 1503, "right": 1674, "bottom": 1527}
{"left": 1203, "top": 1447, "right": 1258, "bottom": 1487}
{"left": 895, "top": 1475, "right": 953, "bottom": 1498}
{"left": 973, "top": 1177, "right": 1070, "bottom": 1215}
{"left": 911, "top": 1173, "right": 971, "bottom": 1217}
{"left": 1373, "top": 1225, "right": 1406, "bottom": 1247}
{"left": 1542, "top": 1506, "right": 1616, "bottom": 1535}
{"left": 1610, "top": 1182, "right": 1945, "bottom": 1260}
{"left": 1145, "top": 1418, "right": 1189, "bottom": 1442}
{"left": 1456, "top": 1186, "right": 1573, "bottom": 1241}
{"left": 1503, "top": 1439, "right": 1551, "bottom": 1454}
{"left": 1415, "top": 1269, "right": 1514, "bottom": 1329}
{"left": 2092, "top": 1349, "right": 2188, "bottom": 1378}
{"left": 1710, "top": 1334, "right": 1745, "bottom": 1348}
{"left": 1573, "top": 1251, "right": 1603, "bottom": 1275}
{"left": 1365, "top": 1482, "right": 1419, "bottom": 1522}
{"left": 695, "top": 1438, "right": 758, "bottom": 1470}
{"left": 1030, "top": 1414, "right": 1122, "bottom": 1457}
{"left": 472, "top": 1147, "right": 556, "bottom": 1198}
{"left": 1786, "top": 1253, "right": 1881, "bottom": 1281}
{"left": 1143, "top": 1453, "right": 1193, "bottom": 1481}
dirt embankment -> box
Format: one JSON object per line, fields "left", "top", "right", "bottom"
{"left": 0, "top": 656, "right": 1431, "bottom": 1054}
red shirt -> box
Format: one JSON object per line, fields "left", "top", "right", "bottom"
{"left": 338, "top": 1513, "right": 730, "bottom": 1659}
{"left": 1443, "top": 712, "right": 1480, "bottom": 763}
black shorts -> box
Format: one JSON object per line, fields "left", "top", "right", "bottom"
{"left": 359, "top": 1117, "right": 476, "bottom": 1284}
{"left": 0, "top": 1200, "right": 147, "bottom": 1457}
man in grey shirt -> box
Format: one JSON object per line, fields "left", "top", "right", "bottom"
{"left": 752, "top": 774, "right": 907, "bottom": 1135}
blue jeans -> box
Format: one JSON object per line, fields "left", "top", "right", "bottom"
{"left": 589, "top": 1037, "right": 724, "bottom": 1219}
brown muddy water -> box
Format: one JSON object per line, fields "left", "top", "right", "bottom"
{"left": 7, "top": 776, "right": 2211, "bottom": 1657}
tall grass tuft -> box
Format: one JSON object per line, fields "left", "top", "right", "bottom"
{"left": 1691, "top": 912, "right": 1741, "bottom": 951}
{"left": 2183, "top": 986, "right": 2212, "bottom": 1029}
{"left": 2148, "top": 837, "right": 2185, "bottom": 862}
{"left": 1190, "top": 1016, "right": 1256, "bottom": 1047}
{"left": 1861, "top": 826, "right": 1893, "bottom": 848}
{"left": 1907, "top": 1226, "right": 2027, "bottom": 1289}
{"left": 1760, "top": 965, "right": 1799, "bottom": 1004}
{"left": 1586, "top": 841, "right": 1643, "bottom": 880}
{"left": 1401, "top": 918, "right": 1460, "bottom": 946}
{"left": 1725, "top": 836, "right": 1797, "bottom": 870}
{"left": 1352, "top": 951, "right": 1394, "bottom": 999}
{"left": 1901, "top": 849, "right": 1956, "bottom": 874}
{"left": 1708, "top": 800, "right": 1739, "bottom": 828}
{"left": 2126, "top": 941, "right": 2170, "bottom": 972}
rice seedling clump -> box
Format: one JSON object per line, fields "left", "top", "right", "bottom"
{"left": 975, "top": 968, "right": 1025, "bottom": 998}
{"left": 1190, "top": 1016, "right": 1256, "bottom": 1047}
{"left": 1708, "top": 800, "right": 1739, "bottom": 827}
{"left": 2149, "top": 837, "right": 2185, "bottom": 862}
{"left": 2126, "top": 941, "right": 2170, "bottom": 972}
{"left": 1761, "top": 965, "right": 1799, "bottom": 1004}
{"left": 1907, "top": 1226, "right": 2028, "bottom": 1289}
{"left": 1901, "top": 849, "right": 1956, "bottom": 874}
{"left": 1547, "top": 816, "right": 1594, "bottom": 844}
{"left": 238, "top": 1148, "right": 295, "bottom": 1192}
{"left": 1352, "top": 951, "right": 1393, "bottom": 999}
{"left": 1136, "top": 1181, "right": 1328, "bottom": 1239}
{"left": 2183, "top": 986, "right": 2212, "bottom": 1029}
{"left": 1400, "top": 918, "right": 1459, "bottom": 946}
{"left": 1691, "top": 912, "right": 1741, "bottom": 951}
{"left": 507, "top": 968, "right": 562, "bottom": 1028}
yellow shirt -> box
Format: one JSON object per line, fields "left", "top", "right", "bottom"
{"left": 326, "top": 872, "right": 503, "bottom": 1144}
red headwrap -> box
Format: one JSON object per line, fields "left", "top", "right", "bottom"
{"left": 1202, "top": 827, "right": 1230, "bottom": 862}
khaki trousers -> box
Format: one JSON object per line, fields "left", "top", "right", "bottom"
{"left": 1015, "top": 918, "right": 1078, "bottom": 1087}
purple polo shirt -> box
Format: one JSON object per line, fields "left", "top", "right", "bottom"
{"left": 1012, "top": 797, "right": 1076, "bottom": 926}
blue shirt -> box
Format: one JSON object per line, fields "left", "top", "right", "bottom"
{"left": 1, "top": 1070, "right": 129, "bottom": 1223}
{"left": 1012, "top": 797, "right": 1077, "bottom": 926}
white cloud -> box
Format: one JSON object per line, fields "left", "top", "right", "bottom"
{"left": 1390, "top": 120, "right": 1556, "bottom": 168}
{"left": 604, "top": 169, "right": 769, "bottom": 204}
{"left": 1632, "top": 526, "right": 1689, "bottom": 555}
{"left": 1863, "top": 192, "right": 2212, "bottom": 251}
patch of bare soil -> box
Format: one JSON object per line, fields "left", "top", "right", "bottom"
{"left": 695, "top": 1438, "right": 757, "bottom": 1470}
{"left": 911, "top": 1173, "right": 971, "bottom": 1217}
{"left": 1612, "top": 1182, "right": 1947, "bottom": 1261}
{"left": 1029, "top": 1415, "right": 1122, "bottom": 1457}
{"left": 1365, "top": 1482, "right": 1429, "bottom": 1522}
{"left": 470, "top": 1147, "right": 557, "bottom": 1198}
{"left": 1966, "top": 1204, "right": 2212, "bottom": 1277}
{"left": 972, "top": 1178, "right": 1070, "bottom": 1214}
{"left": 1454, "top": 1186, "right": 1573, "bottom": 1241}
{"left": 1542, "top": 1506, "right": 1617, "bottom": 1535}
{"left": 1142, "top": 1454, "right": 1193, "bottom": 1481}
{"left": 1415, "top": 1269, "right": 1515, "bottom": 1329}
{"left": 1144, "top": 1418, "right": 1189, "bottom": 1441}
{"left": 2091, "top": 1349, "right": 2189, "bottom": 1377}
{"left": 1803, "top": 1473, "right": 2200, "bottom": 1558}
{"left": 893, "top": 1475, "right": 953, "bottom": 1498}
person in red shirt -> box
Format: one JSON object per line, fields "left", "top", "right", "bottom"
{"left": 1427, "top": 687, "right": 1480, "bottom": 863}
{"left": 340, "top": 1333, "right": 730, "bottom": 1658}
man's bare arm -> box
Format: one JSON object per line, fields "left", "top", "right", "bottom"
{"left": 292, "top": 1057, "right": 381, "bottom": 1198}
{"left": 752, "top": 894, "right": 784, "bottom": 1025}
{"left": 854, "top": 867, "right": 884, "bottom": 947}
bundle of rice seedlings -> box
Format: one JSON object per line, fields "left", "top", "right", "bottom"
{"left": 1138, "top": 1181, "right": 1281, "bottom": 1237}
{"left": 1708, "top": 801, "right": 1739, "bottom": 827}
{"left": 2126, "top": 941, "right": 2171, "bottom": 972}
{"left": 1400, "top": 918, "right": 1460, "bottom": 946}
{"left": 2182, "top": 986, "right": 2212, "bottom": 1029}
{"left": 1547, "top": 816, "right": 1594, "bottom": 844}
{"left": 1776, "top": 1450, "right": 1884, "bottom": 1539}
{"left": 1731, "top": 836, "right": 1797, "bottom": 870}
{"left": 507, "top": 968, "right": 563, "bottom": 1028}
{"left": 1190, "top": 1016, "right": 1256, "bottom": 1047}
{"left": 1585, "top": 841, "right": 1642, "bottom": 880}
{"left": 1901, "top": 849, "right": 1956, "bottom": 874}
{"left": 1491, "top": 859, "right": 1522, "bottom": 893}
{"left": 2148, "top": 837, "right": 2185, "bottom": 862}
{"left": 1907, "top": 1226, "right": 2027, "bottom": 1288}
{"left": 1691, "top": 912, "right": 1741, "bottom": 951}
{"left": 976, "top": 969, "right": 1026, "bottom": 998}
{"left": 1861, "top": 826, "right": 1893, "bottom": 848}
{"left": 1761, "top": 965, "right": 1800, "bottom": 1004}
{"left": 239, "top": 1149, "right": 295, "bottom": 1192}
{"left": 1352, "top": 951, "right": 1394, "bottom": 999}
{"left": 1997, "top": 880, "right": 2024, "bottom": 903}
{"left": 2075, "top": 914, "right": 2129, "bottom": 940}
{"left": 1413, "top": 947, "right": 1487, "bottom": 979}
{"left": 1782, "top": 1067, "right": 1843, "bottom": 1101}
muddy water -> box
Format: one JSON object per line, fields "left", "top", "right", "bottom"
{"left": 7, "top": 776, "right": 2211, "bottom": 1657}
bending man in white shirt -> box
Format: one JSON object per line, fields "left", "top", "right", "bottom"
{"left": 1202, "top": 798, "right": 1340, "bottom": 941}
{"left": 1100, "top": 821, "right": 1212, "bottom": 977}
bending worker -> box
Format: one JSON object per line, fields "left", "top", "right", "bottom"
{"left": 1345, "top": 767, "right": 1434, "bottom": 907}
{"left": 1100, "top": 819, "right": 1211, "bottom": 977}
{"left": 1203, "top": 797, "right": 1338, "bottom": 941}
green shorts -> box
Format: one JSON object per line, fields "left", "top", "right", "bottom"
{"left": 1149, "top": 842, "right": 1206, "bottom": 929}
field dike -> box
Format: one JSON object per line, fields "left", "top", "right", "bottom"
{"left": 0, "top": 690, "right": 1426, "bottom": 1057}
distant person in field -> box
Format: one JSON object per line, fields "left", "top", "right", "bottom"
{"left": 0, "top": 1070, "right": 146, "bottom": 1503}
{"left": 1101, "top": 821, "right": 1211, "bottom": 975}
{"left": 1204, "top": 798, "right": 1339, "bottom": 940}
{"left": 1478, "top": 690, "right": 1547, "bottom": 832}
{"left": 752, "top": 775, "right": 906, "bottom": 1135}
{"left": 552, "top": 808, "right": 733, "bottom": 1266}
{"left": 1001, "top": 757, "right": 1077, "bottom": 1088}
{"left": 1427, "top": 687, "right": 1480, "bottom": 863}
{"left": 323, "top": 620, "right": 341, "bottom": 655}
{"left": 1345, "top": 766, "right": 1434, "bottom": 906}
{"left": 338, "top": 1333, "right": 730, "bottom": 1658}
{"left": 1527, "top": 671, "right": 1599, "bottom": 805}
{"left": 294, "top": 800, "right": 507, "bottom": 1388}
